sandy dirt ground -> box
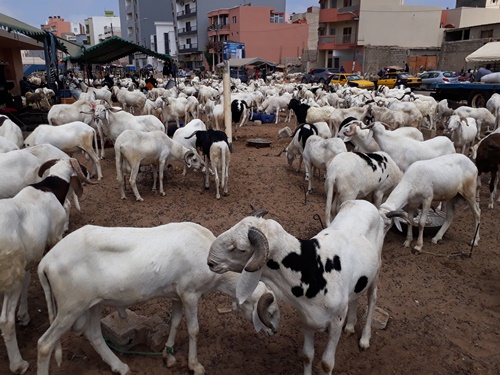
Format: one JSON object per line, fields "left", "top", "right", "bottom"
{"left": 1, "top": 117, "right": 499, "bottom": 375}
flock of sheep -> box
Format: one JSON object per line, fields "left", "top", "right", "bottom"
{"left": 0, "top": 70, "right": 499, "bottom": 375}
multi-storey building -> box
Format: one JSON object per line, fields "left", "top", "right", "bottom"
{"left": 318, "top": 0, "right": 443, "bottom": 74}
{"left": 41, "top": 16, "right": 71, "bottom": 38}
{"left": 206, "top": 5, "right": 308, "bottom": 68}
{"left": 172, "top": 0, "right": 285, "bottom": 70}
{"left": 84, "top": 12, "right": 121, "bottom": 46}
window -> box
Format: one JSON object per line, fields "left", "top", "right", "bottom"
{"left": 233, "top": 16, "right": 237, "bottom": 23}
{"left": 342, "top": 27, "right": 352, "bottom": 43}
{"left": 126, "top": 13, "right": 132, "bottom": 21}
{"left": 270, "top": 12, "right": 284, "bottom": 23}
{"left": 480, "top": 29, "right": 493, "bottom": 39}
{"left": 329, "top": 27, "right": 336, "bottom": 36}
{"left": 186, "top": 21, "right": 191, "bottom": 31}
{"left": 344, "top": 0, "right": 352, "bottom": 7}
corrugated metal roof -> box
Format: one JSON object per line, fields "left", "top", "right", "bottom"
{"left": 64, "top": 36, "right": 172, "bottom": 64}
{"left": 0, "top": 13, "right": 82, "bottom": 55}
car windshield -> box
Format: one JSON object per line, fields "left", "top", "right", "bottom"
{"left": 399, "top": 73, "right": 413, "bottom": 78}
{"left": 347, "top": 75, "right": 362, "bottom": 81}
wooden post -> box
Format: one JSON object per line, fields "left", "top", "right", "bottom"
{"left": 223, "top": 59, "right": 232, "bottom": 148}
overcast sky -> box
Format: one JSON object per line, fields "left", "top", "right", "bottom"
{"left": 0, "top": 0, "right": 457, "bottom": 28}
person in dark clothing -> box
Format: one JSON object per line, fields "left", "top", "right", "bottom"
{"left": 102, "top": 74, "right": 114, "bottom": 88}
{"left": 20, "top": 76, "right": 32, "bottom": 96}
{"left": 145, "top": 75, "right": 158, "bottom": 90}
{"left": 404, "top": 63, "right": 410, "bottom": 72}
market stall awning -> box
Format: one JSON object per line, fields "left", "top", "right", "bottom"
{"left": 217, "top": 57, "right": 276, "bottom": 68}
{"left": 465, "top": 42, "right": 500, "bottom": 63}
{"left": 0, "top": 13, "right": 81, "bottom": 56}
{"left": 64, "top": 36, "right": 172, "bottom": 64}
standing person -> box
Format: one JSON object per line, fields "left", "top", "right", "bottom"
{"left": 404, "top": 62, "right": 409, "bottom": 72}
{"left": 475, "top": 64, "right": 492, "bottom": 82}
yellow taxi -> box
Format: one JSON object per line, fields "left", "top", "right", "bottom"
{"left": 376, "top": 71, "right": 422, "bottom": 89}
{"left": 327, "top": 73, "right": 375, "bottom": 90}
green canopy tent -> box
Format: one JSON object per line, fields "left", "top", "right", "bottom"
{"left": 63, "top": 36, "right": 172, "bottom": 65}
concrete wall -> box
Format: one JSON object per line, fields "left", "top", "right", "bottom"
{"left": 438, "top": 39, "right": 486, "bottom": 71}
{"left": 445, "top": 7, "right": 500, "bottom": 28}
{"left": 358, "top": 2, "right": 443, "bottom": 48}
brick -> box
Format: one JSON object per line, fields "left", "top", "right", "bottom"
{"left": 101, "top": 309, "right": 148, "bottom": 349}
{"left": 372, "top": 306, "right": 390, "bottom": 330}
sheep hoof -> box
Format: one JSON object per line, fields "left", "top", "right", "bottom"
{"left": 161, "top": 192, "right": 166, "bottom": 196}
{"left": 204, "top": 186, "right": 209, "bottom": 190}
{"left": 403, "top": 240, "right": 412, "bottom": 248}
{"left": 16, "top": 315, "right": 30, "bottom": 326}
{"left": 411, "top": 246, "right": 422, "bottom": 254}
{"left": 488, "top": 203, "right": 494, "bottom": 209}
{"left": 10, "top": 360, "right": 29, "bottom": 375}
{"left": 136, "top": 198, "right": 144, "bottom": 202}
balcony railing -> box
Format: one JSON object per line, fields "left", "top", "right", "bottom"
{"left": 178, "top": 43, "right": 198, "bottom": 53}
{"left": 338, "top": 4, "right": 360, "bottom": 15}
{"left": 177, "top": 7, "right": 197, "bottom": 19}
{"left": 318, "top": 34, "right": 357, "bottom": 50}
{"left": 178, "top": 26, "right": 197, "bottom": 35}
{"left": 207, "top": 24, "right": 229, "bottom": 32}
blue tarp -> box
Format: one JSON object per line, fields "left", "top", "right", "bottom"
{"left": 249, "top": 112, "right": 276, "bottom": 123}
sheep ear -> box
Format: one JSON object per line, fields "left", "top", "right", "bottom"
{"left": 70, "top": 176, "right": 83, "bottom": 198}
{"left": 252, "top": 307, "right": 266, "bottom": 333}
{"left": 236, "top": 266, "right": 263, "bottom": 304}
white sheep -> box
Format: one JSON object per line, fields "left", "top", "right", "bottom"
{"left": 379, "top": 153, "right": 481, "bottom": 252}
{"left": 115, "top": 129, "right": 203, "bottom": 201}
{"left": 24, "top": 121, "right": 103, "bottom": 180}
{"left": 0, "top": 158, "right": 91, "bottom": 375}
{"left": 208, "top": 199, "right": 387, "bottom": 375}
{"left": 453, "top": 106, "right": 496, "bottom": 139}
{"left": 37, "top": 222, "right": 280, "bottom": 375}
{"left": 0, "top": 136, "right": 19, "bottom": 153}
{"left": 112, "top": 86, "right": 147, "bottom": 114}
{"left": 324, "top": 151, "right": 403, "bottom": 226}
{"left": 0, "top": 115, "right": 23, "bottom": 148}
{"left": 162, "top": 96, "right": 189, "bottom": 128}
{"left": 362, "top": 122, "right": 456, "bottom": 171}
{"left": 142, "top": 96, "right": 165, "bottom": 117}
{"left": 486, "top": 93, "right": 500, "bottom": 131}
{"left": 172, "top": 119, "right": 208, "bottom": 175}
{"left": 302, "top": 135, "right": 347, "bottom": 193}
{"left": 366, "top": 104, "right": 422, "bottom": 129}
{"left": 445, "top": 115, "right": 478, "bottom": 154}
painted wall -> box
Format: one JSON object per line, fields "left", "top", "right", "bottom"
{"left": 227, "top": 6, "right": 308, "bottom": 63}
{"left": 445, "top": 7, "right": 500, "bottom": 28}
{"left": 358, "top": 2, "right": 443, "bottom": 48}
{"left": 41, "top": 16, "right": 71, "bottom": 38}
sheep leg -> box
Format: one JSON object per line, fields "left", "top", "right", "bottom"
{"left": 302, "top": 328, "right": 315, "bottom": 375}
{"left": 403, "top": 207, "right": 417, "bottom": 248}
{"left": 431, "top": 200, "right": 455, "bottom": 245}
{"left": 462, "top": 181, "right": 481, "bottom": 246}
{"left": 223, "top": 158, "right": 229, "bottom": 196}
{"left": 204, "top": 158, "right": 210, "bottom": 190}
{"left": 1, "top": 281, "right": 29, "bottom": 374}
{"left": 414, "top": 201, "right": 433, "bottom": 252}
{"left": 320, "top": 307, "right": 346, "bottom": 375}
{"left": 343, "top": 298, "right": 358, "bottom": 335}
{"left": 163, "top": 300, "right": 183, "bottom": 368}
{"left": 324, "top": 178, "right": 334, "bottom": 227}
{"left": 16, "top": 272, "right": 31, "bottom": 326}
{"left": 80, "top": 146, "right": 103, "bottom": 180}
{"left": 360, "top": 279, "right": 378, "bottom": 349}
{"left": 151, "top": 165, "right": 158, "bottom": 192}
{"left": 305, "top": 161, "right": 313, "bottom": 193}
{"left": 129, "top": 163, "right": 144, "bottom": 202}
{"left": 213, "top": 160, "right": 221, "bottom": 200}
{"left": 488, "top": 169, "right": 498, "bottom": 209}
{"left": 183, "top": 295, "right": 205, "bottom": 375}
{"left": 84, "top": 305, "right": 130, "bottom": 375}
{"left": 159, "top": 160, "right": 166, "bottom": 196}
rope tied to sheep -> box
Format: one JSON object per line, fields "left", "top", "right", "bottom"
{"left": 164, "top": 345, "right": 174, "bottom": 355}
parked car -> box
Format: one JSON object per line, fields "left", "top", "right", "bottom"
{"left": 327, "top": 73, "right": 375, "bottom": 90}
{"left": 230, "top": 69, "right": 249, "bottom": 83}
{"left": 418, "top": 70, "right": 459, "bottom": 90}
{"left": 377, "top": 71, "right": 422, "bottom": 89}
{"left": 301, "top": 68, "right": 339, "bottom": 84}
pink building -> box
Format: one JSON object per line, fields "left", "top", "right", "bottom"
{"left": 208, "top": 5, "right": 308, "bottom": 64}
{"left": 41, "top": 16, "right": 71, "bottom": 38}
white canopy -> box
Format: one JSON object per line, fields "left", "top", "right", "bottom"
{"left": 465, "top": 42, "right": 500, "bottom": 62}
{"left": 217, "top": 57, "right": 276, "bottom": 68}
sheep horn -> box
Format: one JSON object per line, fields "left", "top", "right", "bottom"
{"left": 183, "top": 150, "right": 195, "bottom": 165}
{"left": 38, "top": 159, "right": 59, "bottom": 177}
{"left": 385, "top": 210, "right": 412, "bottom": 225}
{"left": 250, "top": 204, "right": 268, "bottom": 218}
{"left": 69, "top": 158, "right": 97, "bottom": 184}
{"left": 275, "top": 147, "right": 287, "bottom": 157}
{"left": 245, "top": 227, "right": 269, "bottom": 272}
{"left": 257, "top": 292, "right": 275, "bottom": 330}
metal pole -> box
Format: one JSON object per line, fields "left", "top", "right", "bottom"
{"left": 223, "top": 59, "right": 232, "bottom": 147}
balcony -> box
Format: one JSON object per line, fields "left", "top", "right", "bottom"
{"left": 179, "top": 26, "right": 197, "bottom": 36}
{"left": 318, "top": 34, "right": 357, "bottom": 50}
{"left": 319, "top": 4, "right": 359, "bottom": 23}
{"left": 177, "top": 7, "right": 197, "bottom": 20}
{"left": 207, "top": 24, "right": 230, "bottom": 36}
{"left": 178, "top": 43, "right": 198, "bottom": 53}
